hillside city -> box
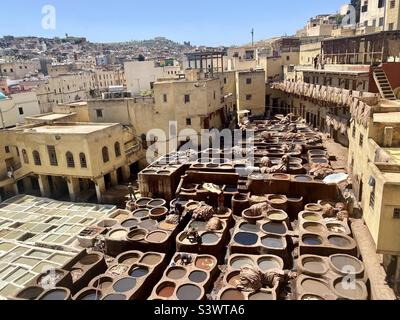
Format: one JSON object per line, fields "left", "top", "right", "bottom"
{"left": 0, "top": 0, "right": 400, "bottom": 301}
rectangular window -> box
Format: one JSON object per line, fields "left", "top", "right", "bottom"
{"left": 390, "top": 0, "right": 395, "bottom": 8}
{"left": 184, "top": 94, "right": 190, "bottom": 104}
{"left": 224, "top": 78, "right": 227, "bottom": 84}
{"left": 47, "top": 146, "right": 58, "bottom": 166}
{"left": 379, "top": 17, "right": 384, "bottom": 27}
{"left": 369, "top": 190, "right": 375, "bottom": 208}
{"left": 5, "top": 146, "right": 10, "bottom": 153}
{"left": 359, "top": 134, "right": 364, "bottom": 146}
{"left": 394, "top": 208, "right": 400, "bottom": 219}
{"left": 246, "top": 94, "right": 252, "bottom": 101}
{"left": 18, "top": 107, "right": 24, "bottom": 115}
{"left": 96, "top": 109, "right": 103, "bottom": 118}
{"left": 246, "top": 78, "right": 252, "bottom": 85}
{"left": 389, "top": 23, "right": 394, "bottom": 30}
{"left": 186, "top": 118, "right": 192, "bottom": 126}
{"left": 163, "top": 94, "right": 167, "bottom": 103}
{"left": 378, "top": 0, "right": 385, "bottom": 7}
{"left": 352, "top": 125, "right": 356, "bottom": 138}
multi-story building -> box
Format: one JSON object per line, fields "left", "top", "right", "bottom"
{"left": 235, "top": 69, "right": 266, "bottom": 116}
{"left": 0, "top": 121, "right": 142, "bottom": 203}
{"left": 124, "top": 60, "right": 181, "bottom": 94}
{"left": 360, "top": 0, "right": 400, "bottom": 31}
{"left": 0, "top": 60, "right": 38, "bottom": 80}
{"left": 0, "top": 91, "right": 41, "bottom": 128}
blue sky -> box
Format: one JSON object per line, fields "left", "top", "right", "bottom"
{"left": 1, "top": 0, "right": 347, "bottom": 46}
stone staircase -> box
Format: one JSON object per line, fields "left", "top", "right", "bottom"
{"left": 373, "top": 67, "right": 397, "bottom": 100}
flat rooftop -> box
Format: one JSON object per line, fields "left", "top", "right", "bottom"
{"left": 384, "top": 148, "right": 400, "bottom": 164}
{"left": 24, "top": 123, "right": 116, "bottom": 135}
{"left": 373, "top": 112, "right": 400, "bottom": 123}
{"left": 26, "top": 113, "right": 75, "bottom": 121}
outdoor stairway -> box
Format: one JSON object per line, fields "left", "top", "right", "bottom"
{"left": 373, "top": 67, "right": 397, "bottom": 100}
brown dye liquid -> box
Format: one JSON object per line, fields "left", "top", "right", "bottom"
{"left": 195, "top": 257, "right": 215, "bottom": 271}
{"left": 167, "top": 268, "right": 187, "bottom": 280}
{"left": 301, "top": 279, "right": 329, "bottom": 294}
{"left": 147, "top": 231, "right": 168, "bottom": 242}
{"left": 303, "top": 223, "right": 324, "bottom": 233}
{"left": 249, "top": 292, "right": 274, "bottom": 300}
{"left": 220, "top": 289, "right": 245, "bottom": 300}
{"left": 158, "top": 285, "right": 175, "bottom": 298}
{"left": 141, "top": 254, "right": 162, "bottom": 266}
{"left": 303, "top": 260, "right": 326, "bottom": 273}
{"left": 120, "top": 254, "right": 140, "bottom": 265}
{"left": 228, "top": 275, "right": 242, "bottom": 286}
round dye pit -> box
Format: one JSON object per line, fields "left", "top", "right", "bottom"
{"left": 328, "top": 236, "right": 351, "bottom": 247}
{"left": 220, "top": 289, "right": 245, "bottom": 300}
{"left": 249, "top": 291, "right": 274, "bottom": 300}
{"left": 261, "top": 236, "right": 285, "bottom": 249}
{"left": 330, "top": 255, "right": 363, "bottom": 275}
{"left": 334, "top": 278, "right": 367, "bottom": 300}
{"left": 157, "top": 283, "right": 176, "bottom": 298}
{"left": 327, "top": 224, "right": 347, "bottom": 234}
{"left": 239, "top": 223, "right": 260, "bottom": 233}
{"left": 132, "top": 209, "right": 150, "bottom": 219}
{"left": 230, "top": 256, "right": 254, "bottom": 269}
{"left": 118, "top": 252, "right": 141, "bottom": 265}
{"left": 102, "top": 294, "right": 126, "bottom": 300}
{"left": 302, "top": 235, "right": 323, "bottom": 246}
{"left": 302, "top": 257, "right": 327, "bottom": 274}
{"left": 301, "top": 294, "right": 324, "bottom": 300}
{"left": 301, "top": 278, "right": 330, "bottom": 295}
{"left": 91, "top": 277, "right": 113, "bottom": 290}
{"left": 127, "top": 229, "right": 147, "bottom": 241}
{"left": 39, "top": 289, "right": 69, "bottom": 300}
{"left": 109, "top": 229, "right": 128, "bottom": 241}
{"left": 262, "top": 222, "right": 286, "bottom": 235}
{"left": 268, "top": 195, "right": 287, "bottom": 205}
{"left": 295, "top": 175, "right": 313, "bottom": 182}
{"left": 113, "top": 277, "right": 136, "bottom": 293}
{"left": 305, "top": 204, "right": 323, "bottom": 212}
{"left": 271, "top": 173, "right": 290, "bottom": 180}
{"left": 147, "top": 199, "right": 166, "bottom": 208}
{"left": 302, "top": 212, "right": 321, "bottom": 222}
{"left": 234, "top": 232, "right": 259, "bottom": 246}
{"left": 189, "top": 221, "right": 208, "bottom": 231}
{"left": 79, "top": 290, "right": 102, "bottom": 301}
{"left": 130, "top": 266, "right": 149, "bottom": 278}
{"left": 267, "top": 210, "right": 288, "bottom": 222}
{"left": 258, "top": 257, "right": 282, "bottom": 271}
{"left": 195, "top": 257, "right": 215, "bottom": 271}
{"left": 150, "top": 207, "right": 168, "bottom": 220}
{"left": 16, "top": 287, "right": 44, "bottom": 300}
{"left": 139, "top": 219, "right": 158, "bottom": 231}
{"left": 177, "top": 285, "right": 202, "bottom": 300}
{"left": 140, "top": 254, "right": 163, "bottom": 266}
{"left": 302, "top": 222, "right": 325, "bottom": 233}
{"left": 201, "top": 232, "right": 219, "bottom": 244}
{"left": 227, "top": 272, "right": 241, "bottom": 286}
{"left": 121, "top": 219, "right": 139, "bottom": 229}
{"left": 80, "top": 254, "right": 101, "bottom": 266}
{"left": 189, "top": 271, "right": 208, "bottom": 283}
{"left": 146, "top": 231, "right": 168, "bottom": 243}
{"left": 167, "top": 267, "right": 187, "bottom": 280}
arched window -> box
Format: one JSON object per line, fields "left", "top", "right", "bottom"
{"left": 79, "top": 153, "right": 87, "bottom": 168}
{"left": 66, "top": 152, "right": 75, "bottom": 168}
{"left": 102, "top": 147, "right": 109, "bottom": 163}
{"left": 32, "top": 150, "right": 41, "bottom": 166}
{"left": 22, "top": 149, "right": 29, "bottom": 164}
{"left": 114, "top": 142, "right": 121, "bottom": 157}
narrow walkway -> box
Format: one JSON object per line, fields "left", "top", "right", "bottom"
{"left": 351, "top": 219, "right": 396, "bottom": 300}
